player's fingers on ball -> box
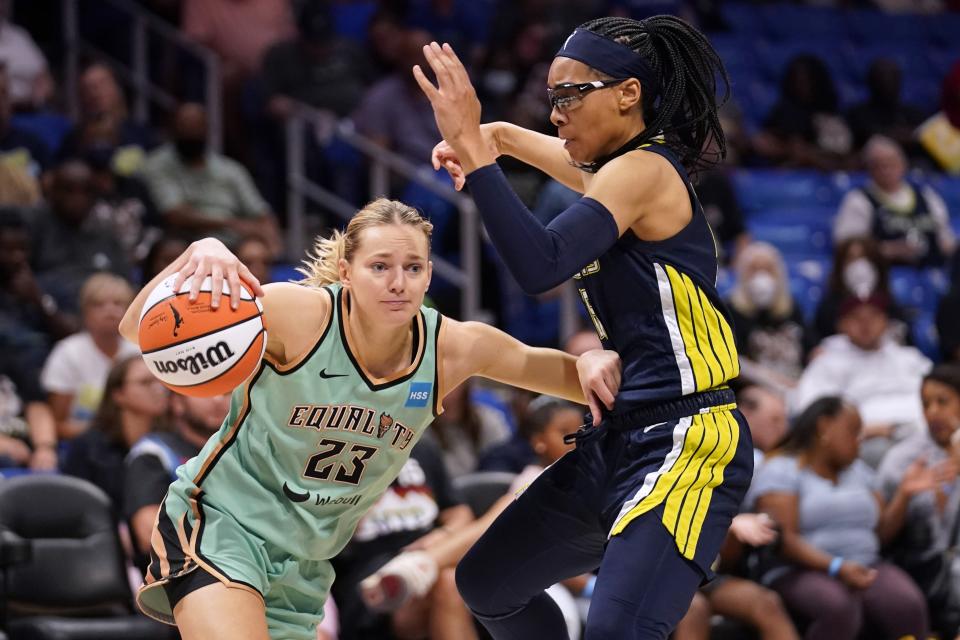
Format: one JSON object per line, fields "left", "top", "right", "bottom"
{"left": 188, "top": 257, "right": 207, "bottom": 301}
{"left": 172, "top": 255, "right": 199, "bottom": 292}
{"left": 238, "top": 263, "right": 265, "bottom": 298}
{"left": 210, "top": 263, "right": 224, "bottom": 309}
{"left": 226, "top": 267, "right": 243, "bottom": 310}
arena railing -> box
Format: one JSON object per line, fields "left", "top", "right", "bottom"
{"left": 284, "top": 105, "right": 482, "bottom": 322}
{"left": 61, "top": 0, "right": 222, "bottom": 152}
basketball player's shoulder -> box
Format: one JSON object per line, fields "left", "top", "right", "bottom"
{"left": 590, "top": 149, "right": 668, "bottom": 202}
{"left": 261, "top": 282, "right": 333, "bottom": 363}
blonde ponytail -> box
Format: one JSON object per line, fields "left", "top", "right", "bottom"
{"left": 298, "top": 229, "right": 347, "bottom": 287}
{"left": 297, "top": 198, "right": 433, "bottom": 288}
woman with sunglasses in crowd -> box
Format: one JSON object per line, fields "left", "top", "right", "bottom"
{"left": 416, "top": 14, "right": 753, "bottom": 640}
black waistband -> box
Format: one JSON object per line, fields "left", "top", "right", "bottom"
{"left": 606, "top": 388, "right": 737, "bottom": 429}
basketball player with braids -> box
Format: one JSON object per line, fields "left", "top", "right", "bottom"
{"left": 416, "top": 15, "right": 754, "bottom": 639}
{"left": 117, "top": 199, "right": 621, "bottom": 640}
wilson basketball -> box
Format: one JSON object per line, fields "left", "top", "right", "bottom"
{"left": 138, "top": 275, "right": 266, "bottom": 397}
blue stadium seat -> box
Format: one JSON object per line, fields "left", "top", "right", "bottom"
{"left": 331, "top": 1, "right": 378, "bottom": 42}
{"left": 837, "top": 79, "right": 869, "bottom": 110}
{"left": 902, "top": 76, "right": 942, "bottom": 114}
{"left": 755, "top": 40, "right": 853, "bottom": 83}
{"left": 718, "top": 3, "right": 766, "bottom": 36}
{"left": 759, "top": 4, "right": 850, "bottom": 42}
{"left": 928, "top": 47, "right": 960, "bottom": 81}
{"left": 708, "top": 33, "right": 759, "bottom": 76}
{"left": 740, "top": 80, "right": 777, "bottom": 128}
{"left": 847, "top": 44, "right": 938, "bottom": 82}
{"left": 734, "top": 171, "right": 844, "bottom": 214}
{"left": 747, "top": 219, "right": 831, "bottom": 257}
{"left": 926, "top": 175, "right": 960, "bottom": 213}
{"left": 847, "top": 10, "right": 930, "bottom": 44}
{"left": 912, "top": 311, "right": 941, "bottom": 362}
{"left": 923, "top": 13, "right": 960, "bottom": 48}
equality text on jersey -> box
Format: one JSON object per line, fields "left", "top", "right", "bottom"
{"left": 286, "top": 403, "right": 416, "bottom": 451}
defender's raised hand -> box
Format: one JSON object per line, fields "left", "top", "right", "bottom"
{"left": 413, "top": 42, "right": 496, "bottom": 175}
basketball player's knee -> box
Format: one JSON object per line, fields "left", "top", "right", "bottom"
{"left": 587, "top": 610, "right": 672, "bottom": 640}
{"left": 747, "top": 589, "right": 789, "bottom": 624}
{"left": 454, "top": 554, "right": 484, "bottom": 609}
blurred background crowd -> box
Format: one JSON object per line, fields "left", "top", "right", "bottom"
{"left": 2, "top": 0, "right": 960, "bottom": 638}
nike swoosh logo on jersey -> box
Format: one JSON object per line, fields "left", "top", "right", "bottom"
{"left": 319, "top": 369, "right": 348, "bottom": 379}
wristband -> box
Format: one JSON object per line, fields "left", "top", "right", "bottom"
{"left": 828, "top": 556, "right": 844, "bottom": 577}
{"left": 582, "top": 575, "right": 597, "bottom": 598}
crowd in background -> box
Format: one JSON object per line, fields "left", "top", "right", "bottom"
{"left": 2, "top": 0, "right": 960, "bottom": 638}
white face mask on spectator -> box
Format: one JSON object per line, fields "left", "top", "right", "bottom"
{"left": 746, "top": 271, "right": 778, "bottom": 309}
{"left": 843, "top": 258, "right": 878, "bottom": 299}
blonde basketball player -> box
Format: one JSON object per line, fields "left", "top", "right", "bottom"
{"left": 118, "top": 198, "right": 621, "bottom": 640}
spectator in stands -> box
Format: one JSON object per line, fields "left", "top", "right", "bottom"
{"left": 0, "top": 1, "right": 53, "bottom": 109}
{"left": 141, "top": 234, "right": 189, "bottom": 285}
{"left": 877, "top": 364, "right": 960, "bottom": 638}
{"left": 752, "top": 397, "right": 930, "bottom": 640}
{"left": 0, "top": 345, "right": 58, "bottom": 471}
{"left": 352, "top": 28, "right": 441, "bottom": 166}
{"left": 845, "top": 58, "right": 928, "bottom": 155}
{"left": 795, "top": 294, "right": 931, "bottom": 465}
{"left": 58, "top": 63, "right": 159, "bottom": 175}
{"left": 261, "top": 1, "right": 371, "bottom": 121}
{"left": 40, "top": 273, "right": 139, "bottom": 440}
{"left": 124, "top": 391, "right": 230, "bottom": 572}
{"left": 428, "top": 380, "right": 513, "bottom": 477}
{"left": 727, "top": 242, "right": 812, "bottom": 389}
{"left": 813, "top": 237, "right": 910, "bottom": 345}
{"left": 0, "top": 162, "right": 37, "bottom": 206}
{"left": 834, "top": 135, "right": 954, "bottom": 268}
{"left": 62, "top": 355, "right": 168, "bottom": 510}
{"left": 331, "top": 436, "right": 476, "bottom": 640}
{"left": 29, "top": 159, "right": 130, "bottom": 308}
{"left": 739, "top": 384, "right": 790, "bottom": 467}
{"left": 183, "top": 0, "right": 293, "bottom": 87}
{"left": 0, "top": 208, "right": 78, "bottom": 371}
{"left": 0, "top": 62, "right": 49, "bottom": 177}
{"left": 754, "top": 55, "right": 854, "bottom": 171}
{"left": 86, "top": 143, "right": 162, "bottom": 265}
{"left": 139, "top": 103, "right": 280, "bottom": 253}
{"left": 233, "top": 234, "right": 272, "bottom": 286}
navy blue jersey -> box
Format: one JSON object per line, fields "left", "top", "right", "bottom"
{"left": 575, "top": 143, "right": 739, "bottom": 412}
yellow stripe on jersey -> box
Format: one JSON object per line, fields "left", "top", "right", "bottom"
{"left": 681, "top": 410, "right": 740, "bottom": 559}
{"left": 610, "top": 415, "right": 705, "bottom": 536}
{"left": 662, "top": 264, "right": 739, "bottom": 392}
{"left": 609, "top": 408, "right": 741, "bottom": 561}
{"left": 680, "top": 272, "right": 724, "bottom": 387}
{"left": 665, "top": 267, "right": 711, "bottom": 390}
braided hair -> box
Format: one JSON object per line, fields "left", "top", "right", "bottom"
{"left": 579, "top": 15, "right": 729, "bottom": 176}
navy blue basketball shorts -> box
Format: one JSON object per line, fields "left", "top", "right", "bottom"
{"left": 456, "top": 388, "right": 754, "bottom": 640}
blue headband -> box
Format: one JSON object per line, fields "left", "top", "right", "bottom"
{"left": 555, "top": 29, "right": 658, "bottom": 95}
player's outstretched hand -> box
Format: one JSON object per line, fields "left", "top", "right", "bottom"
{"left": 576, "top": 349, "right": 622, "bottom": 426}
{"left": 171, "top": 238, "right": 265, "bottom": 310}
{"left": 414, "top": 42, "right": 496, "bottom": 176}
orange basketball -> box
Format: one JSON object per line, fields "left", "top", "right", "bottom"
{"left": 138, "top": 275, "right": 267, "bottom": 397}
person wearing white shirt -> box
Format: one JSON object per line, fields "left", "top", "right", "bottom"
{"left": 40, "top": 273, "right": 139, "bottom": 440}
{"left": 794, "top": 293, "right": 932, "bottom": 466}
{"left": 834, "top": 135, "right": 954, "bottom": 268}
